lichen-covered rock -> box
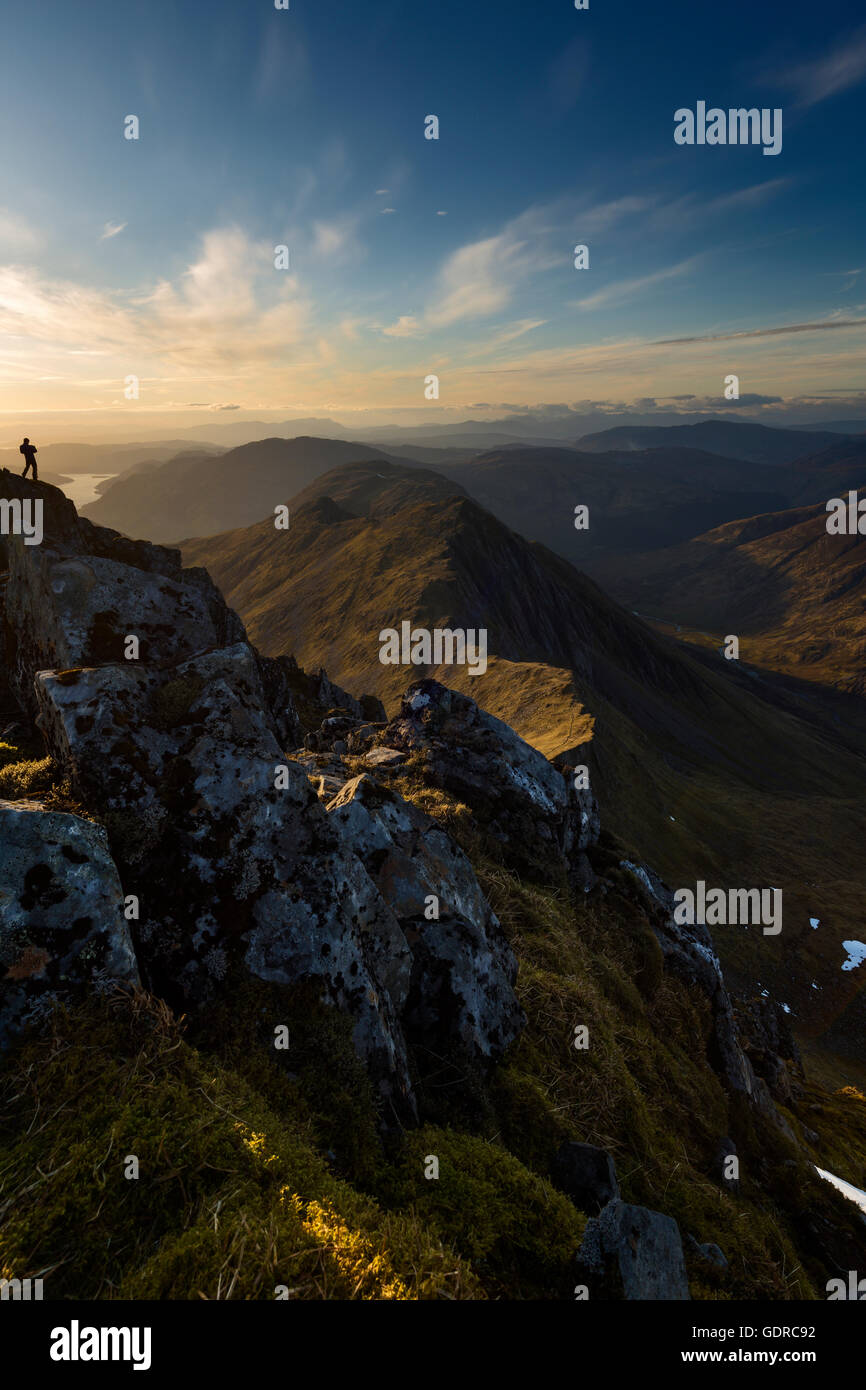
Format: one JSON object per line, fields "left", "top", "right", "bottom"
{"left": 0, "top": 479, "right": 525, "bottom": 1117}
{"left": 2, "top": 472, "right": 243, "bottom": 717}
{"left": 576, "top": 1198, "right": 691, "bottom": 1300}
{"left": 255, "top": 652, "right": 303, "bottom": 748}
{"left": 0, "top": 798, "right": 139, "bottom": 1044}
{"left": 33, "top": 644, "right": 523, "bottom": 1114}
{"left": 379, "top": 679, "right": 599, "bottom": 877}
{"left": 326, "top": 774, "right": 524, "bottom": 1061}
{"left": 33, "top": 645, "right": 410, "bottom": 1094}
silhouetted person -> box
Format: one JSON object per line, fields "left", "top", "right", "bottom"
{"left": 20, "top": 438, "right": 38, "bottom": 481}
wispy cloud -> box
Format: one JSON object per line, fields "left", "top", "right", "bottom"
{"left": 381, "top": 315, "right": 420, "bottom": 337}
{"left": 425, "top": 204, "right": 564, "bottom": 328}
{"left": 574, "top": 257, "right": 700, "bottom": 311}
{"left": 654, "top": 316, "right": 866, "bottom": 345}
{"left": 0, "top": 226, "right": 313, "bottom": 372}
{"left": 99, "top": 221, "right": 127, "bottom": 240}
{"left": 577, "top": 195, "right": 654, "bottom": 236}
{"left": 643, "top": 178, "right": 791, "bottom": 236}
{"left": 768, "top": 25, "right": 866, "bottom": 107}
{"left": 704, "top": 178, "right": 792, "bottom": 214}
{"left": 472, "top": 319, "right": 547, "bottom": 355}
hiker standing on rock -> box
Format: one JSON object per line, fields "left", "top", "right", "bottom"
{"left": 19, "top": 438, "right": 38, "bottom": 481}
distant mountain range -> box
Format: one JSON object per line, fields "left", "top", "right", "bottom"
{"left": 426, "top": 444, "right": 790, "bottom": 569}
{"left": 134, "top": 408, "right": 865, "bottom": 455}
{"left": 80, "top": 420, "right": 866, "bottom": 558}
{"left": 575, "top": 421, "right": 847, "bottom": 464}
{"left": 82, "top": 436, "right": 401, "bottom": 541}
{"left": 399, "top": 432, "right": 866, "bottom": 579}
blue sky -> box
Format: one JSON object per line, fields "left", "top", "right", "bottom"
{"left": 1, "top": 0, "right": 865, "bottom": 434}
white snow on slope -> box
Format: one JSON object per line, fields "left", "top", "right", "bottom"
{"left": 814, "top": 1167, "right": 866, "bottom": 1218}
{"left": 841, "top": 941, "right": 866, "bottom": 972}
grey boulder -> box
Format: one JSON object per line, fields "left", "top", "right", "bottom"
{"left": 577, "top": 1197, "right": 691, "bottom": 1300}
{"left": 0, "top": 798, "right": 139, "bottom": 1044}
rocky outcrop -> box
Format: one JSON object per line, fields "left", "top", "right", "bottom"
{"left": 734, "top": 994, "right": 804, "bottom": 1105}
{"left": 1, "top": 472, "right": 244, "bottom": 720}
{"left": 618, "top": 860, "right": 794, "bottom": 1135}
{"left": 0, "top": 798, "right": 138, "bottom": 1044}
{"left": 1, "top": 477, "right": 524, "bottom": 1113}
{"left": 326, "top": 774, "right": 523, "bottom": 1064}
{"left": 319, "top": 678, "right": 603, "bottom": 880}
{"left": 30, "top": 641, "right": 524, "bottom": 1112}
{"left": 388, "top": 681, "right": 597, "bottom": 835}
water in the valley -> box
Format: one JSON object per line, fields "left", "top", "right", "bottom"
{"left": 54, "top": 473, "right": 117, "bottom": 509}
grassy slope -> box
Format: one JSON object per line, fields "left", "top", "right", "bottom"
{"left": 4, "top": 848, "right": 866, "bottom": 1300}
{"left": 595, "top": 495, "right": 866, "bottom": 695}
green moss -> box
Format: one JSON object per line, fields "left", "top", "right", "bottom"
{"left": 381, "top": 1125, "right": 586, "bottom": 1297}
{"left": 0, "top": 995, "right": 479, "bottom": 1301}
{"left": 190, "top": 975, "right": 385, "bottom": 1190}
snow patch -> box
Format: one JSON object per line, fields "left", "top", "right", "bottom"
{"left": 841, "top": 940, "right": 866, "bottom": 973}
{"left": 814, "top": 1166, "right": 866, "bottom": 1218}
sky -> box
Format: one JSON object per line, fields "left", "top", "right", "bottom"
{"left": 1, "top": 0, "right": 866, "bottom": 439}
